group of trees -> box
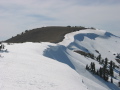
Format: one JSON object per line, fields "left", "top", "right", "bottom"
{"left": 86, "top": 53, "right": 120, "bottom": 87}
{"left": 98, "top": 60, "right": 114, "bottom": 81}
{"left": 86, "top": 62, "right": 96, "bottom": 73}
{"left": 75, "top": 50, "right": 95, "bottom": 60}
{"left": 75, "top": 49, "right": 120, "bottom": 86}
{"left": 86, "top": 57, "right": 114, "bottom": 82}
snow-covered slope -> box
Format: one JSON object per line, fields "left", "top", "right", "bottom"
{"left": 44, "top": 29, "right": 120, "bottom": 90}
{"left": 0, "top": 43, "right": 88, "bottom": 90}
{"left": 0, "top": 29, "right": 120, "bottom": 90}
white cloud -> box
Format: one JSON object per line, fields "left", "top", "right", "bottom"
{"left": 0, "top": 0, "right": 120, "bottom": 41}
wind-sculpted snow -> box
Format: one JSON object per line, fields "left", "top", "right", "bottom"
{"left": 67, "top": 41, "right": 90, "bottom": 53}
{"left": 43, "top": 45, "right": 75, "bottom": 69}
{"left": 74, "top": 33, "right": 99, "bottom": 41}
{"left": 73, "top": 31, "right": 120, "bottom": 42}
{"left": 44, "top": 29, "right": 120, "bottom": 90}
{"left": 105, "top": 32, "right": 120, "bottom": 38}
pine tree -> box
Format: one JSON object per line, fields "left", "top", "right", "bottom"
{"left": 110, "top": 68, "right": 114, "bottom": 77}
{"left": 86, "top": 64, "right": 88, "bottom": 70}
{"left": 99, "top": 67, "right": 102, "bottom": 77}
{"left": 103, "top": 65, "right": 109, "bottom": 81}
{"left": 105, "top": 58, "right": 108, "bottom": 65}
{"left": 111, "top": 77, "right": 113, "bottom": 83}
{"left": 93, "top": 62, "right": 95, "bottom": 74}
{"left": 97, "top": 55, "right": 101, "bottom": 62}
{"left": 109, "top": 61, "right": 114, "bottom": 77}
{"left": 101, "top": 59, "right": 104, "bottom": 64}
{"left": 90, "top": 62, "right": 93, "bottom": 71}
{"left": 103, "top": 65, "right": 106, "bottom": 80}
{"left": 110, "top": 61, "right": 112, "bottom": 67}
{"left": 0, "top": 43, "right": 3, "bottom": 51}
{"left": 96, "top": 70, "right": 99, "bottom": 75}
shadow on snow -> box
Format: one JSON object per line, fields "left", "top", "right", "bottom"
{"left": 43, "top": 45, "right": 75, "bottom": 69}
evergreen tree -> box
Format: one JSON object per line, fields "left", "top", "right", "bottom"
{"left": 93, "top": 62, "right": 95, "bottom": 74}
{"left": 105, "top": 58, "right": 108, "bottom": 65}
{"left": 90, "top": 62, "right": 93, "bottom": 71}
{"left": 97, "top": 54, "right": 101, "bottom": 62}
{"left": 0, "top": 42, "right": 2, "bottom": 51}
{"left": 0, "top": 43, "right": 5, "bottom": 51}
{"left": 110, "top": 61, "right": 113, "bottom": 68}
{"left": 86, "top": 64, "right": 88, "bottom": 70}
{"left": 109, "top": 61, "right": 114, "bottom": 77}
{"left": 96, "top": 70, "right": 99, "bottom": 75}
{"left": 103, "top": 65, "right": 106, "bottom": 79}
{"left": 103, "top": 65, "right": 109, "bottom": 81}
{"left": 110, "top": 68, "right": 114, "bottom": 77}
{"left": 111, "top": 77, "right": 113, "bottom": 83}
{"left": 101, "top": 59, "right": 104, "bottom": 64}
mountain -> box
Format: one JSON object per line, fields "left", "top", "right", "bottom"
{"left": 1, "top": 29, "right": 120, "bottom": 90}
{"left": 5, "top": 26, "right": 87, "bottom": 43}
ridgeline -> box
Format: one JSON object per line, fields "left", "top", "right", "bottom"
{"left": 5, "top": 26, "right": 88, "bottom": 43}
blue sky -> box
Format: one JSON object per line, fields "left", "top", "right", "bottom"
{"left": 0, "top": 0, "right": 120, "bottom": 41}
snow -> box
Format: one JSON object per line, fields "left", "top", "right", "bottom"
{"left": 44, "top": 29, "right": 120, "bottom": 90}
{"left": 0, "top": 43, "right": 88, "bottom": 90}
{"left": 0, "top": 29, "right": 120, "bottom": 90}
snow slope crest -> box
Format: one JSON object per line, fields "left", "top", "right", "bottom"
{"left": 60, "top": 29, "right": 119, "bottom": 46}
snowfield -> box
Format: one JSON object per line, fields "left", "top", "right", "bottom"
{"left": 0, "top": 43, "right": 88, "bottom": 90}
{"left": 0, "top": 29, "right": 120, "bottom": 90}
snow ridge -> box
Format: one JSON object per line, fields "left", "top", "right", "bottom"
{"left": 0, "top": 29, "right": 120, "bottom": 90}
{"left": 44, "top": 29, "right": 120, "bottom": 90}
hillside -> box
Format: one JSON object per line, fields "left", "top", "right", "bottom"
{"left": 0, "top": 43, "right": 88, "bottom": 90}
{"left": 44, "top": 29, "right": 120, "bottom": 90}
{"left": 1, "top": 29, "right": 120, "bottom": 90}
{"left": 5, "top": 26, "right": 87, "bottom": 43}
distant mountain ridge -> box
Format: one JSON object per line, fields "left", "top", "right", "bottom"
{"left": 5, "top": 26, "right": 89, "bottom": 43}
